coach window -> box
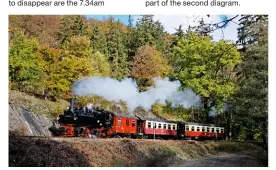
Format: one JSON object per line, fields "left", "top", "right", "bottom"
{"left": 207, "top": 127, "right": 210, "bottom": 132}
{"left": 186, "top": 126, "right": 189, "bottom": 131}
{"left": 126, "top": 119, "right": 129, "bottom": 126}
{"left": 154, "top": 122, "right": 156, "bottom": 129}
{"left": 197, "top": 127, "right": 200, "bottom": 132}
{"left": 158, "top": 123, "right": 162, "bottom": 129}
{"left": 172, "top": 125, "right": 175, "bottom": 130}
{"left": 148, "top": 122, "right": 151, "bottom": 128}
{"left": 211, "top": 128, "right": 215, "bottom": 132}
{"left": 118, "top": 118, "right": 122, "bottom": 126}
{"left": 216, "top": 128, "right": 220, "bottom": 133}
{"left": 132, "top": 120, "right": 135, "bottom": 127}
{"left": 202, "top": 127, "right": 205, "bottom": 132}
{"left": 221, "top": 128, "right": 224, "bottom": 133}
{"left": 168, "top": 124, "right": 171, "bottom": 130}
{"left": 191, "top": 126, "right": 195, "bottom": 131}
{"left": 163, "top": 124, "right": 167, "bottom": 129}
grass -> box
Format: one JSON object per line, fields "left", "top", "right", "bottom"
{"left": 9, "top": 90, "right": 70, "bottom": 118}
{"left": 9, "top": 136, "right": 265, "bottom": 167}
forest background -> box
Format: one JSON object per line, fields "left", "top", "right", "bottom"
{"left": 8, "top": 15, "right": 268, "bottom": 147}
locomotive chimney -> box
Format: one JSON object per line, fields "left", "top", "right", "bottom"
{"left": 70, "top": 97, "right": 75, "bottom": 113}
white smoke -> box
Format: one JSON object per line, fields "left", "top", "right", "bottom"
{"left": 208, "top": 103, "right": 229, "bottom": 117}
{"left": 73, "top": 76, "right": 201, "bottom": 112}
{"left": 208, "top": 107, "right": 218, "bottom": 117}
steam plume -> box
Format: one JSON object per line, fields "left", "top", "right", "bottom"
{"left": 73, "top": 76, "right": 201, "bottom": 112}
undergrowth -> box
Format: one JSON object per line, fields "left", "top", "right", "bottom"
{"left": 9, "top": 137, "right": 265, "bottom": 167}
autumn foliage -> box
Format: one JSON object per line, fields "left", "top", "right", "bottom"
{"left": 131, "top": 45, "right": 171, "bottom": 90}
{"left": 8, "top": 15, "right": 268, "bottom": 143}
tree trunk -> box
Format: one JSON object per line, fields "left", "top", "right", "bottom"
{"left": 229, "top": 111, "right": 232, "bottom": 140}
{"left": 43, "top": 89, "right": 48, "bottom": 100}
{"left": 262, "top": 118, "right": 268, "bottom": 155}
{"left": 203, "top": 97, "right": 209, "bottom": 123}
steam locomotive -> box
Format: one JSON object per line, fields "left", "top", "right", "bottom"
{"left": 50, "top": 99, "right": 225, "bottom": 140}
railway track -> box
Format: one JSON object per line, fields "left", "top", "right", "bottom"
{"left": 12, "top": 135, "right": 262, "bottom": 146}
{"left": 10, "top": 135, "right": 100, "bottom": 142}
{"left": 9, "top": 135, "right": 211, "bottom": 144}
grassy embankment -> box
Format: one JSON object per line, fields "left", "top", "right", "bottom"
{"left": 9, "top": 90, "right": 69, "bottom": 118}
{"left": 9, "top": 136, "right": 265, "bottom": 167}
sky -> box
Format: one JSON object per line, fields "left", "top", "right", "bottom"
{"left": 86, "top": 15, "right": 240, "bottom": 42}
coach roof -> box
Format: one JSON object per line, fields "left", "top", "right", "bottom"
{"left": 136, "top": 116, "right": 177, "bottom": 123}
{"left": 179, "top": 121, "right": 219, "bottom": 127}
{"left": 113, "top": 112, "right": 137, "bottom": 119}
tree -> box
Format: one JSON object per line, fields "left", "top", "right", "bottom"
{"left": 106, "top": 18, "right": 130, "bottom": 79}
{"left": 171, "top": 25, "right": 185, "bottom": 48}
{"left": 90, "top": 25, "right": 108, "bottom": 55}
{"left": 57, "top": 16, "right": 88, "bottom": 46}
{"left": 237, "top": 15, "right": 268, "bottom": 47}
{"left": 90, "top": 51, "right": 111, "bottom": 77}
{"left": 57, "top": 36, "right": 97, "bottom": 97}
{"left": 170, "top": 31, "right": 241, "bottom": 121}
{"left": 38, "top": 42, "right": 93, "bottom": 99}
{"left": 131, "top": 45, "right": 171, "bottom": 90}
{"left": 9, "top": 31, "right": 41, "bottom": 92}
{"left": 230, "top": 15, "right": 268, "bottom": 149}
{"left": 62, "top": 35, "right": 91, "bottom": 57}
{"left": 37, "top": 46, "right": 75, "bottom": 99}
{"left": 126, "top": 15, "right": 136, "bottom": 60}
{"left": 132, "top": 15, "right": 170, "bottom": 58}
{"left": 191, "top": 17, "right": 212, "bottom": 36}
{"left": 127, "top": 15, "right": 133, "bottom": 29}
{"left": 9, "top": 15, "right": 61, "bottom": 46}
{"left": 189, "top": 15, "right": 239, "bottom": 38}
{"left": 55, "top": 36, "right": 112, "bottom": 98}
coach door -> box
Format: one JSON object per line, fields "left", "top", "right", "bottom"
{"left": 177, "top": 123, "right": 185, "bottom": 138}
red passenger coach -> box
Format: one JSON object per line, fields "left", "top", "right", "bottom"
{"left": 137, "top": 117, "right": 178, "bottom": 138}
{"left": 180, "top": 122, "right": 225, "bottom": 140}
{"left": 111, "top": 112, "right": 137, "bottom": 136}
